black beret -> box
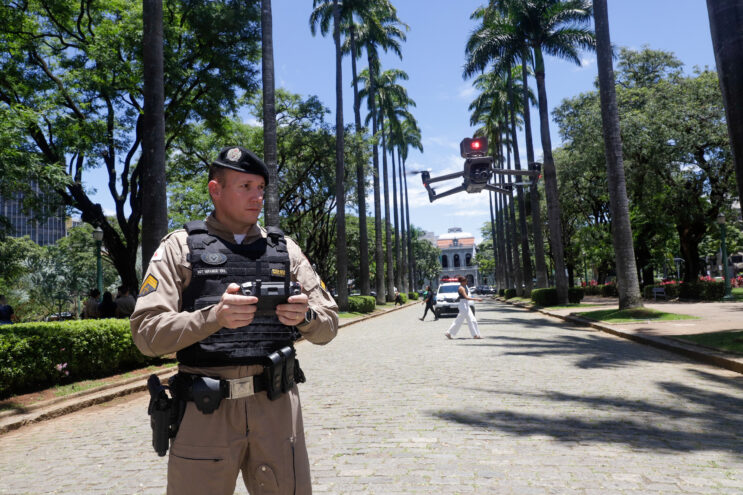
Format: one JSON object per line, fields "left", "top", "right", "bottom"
{"left": 211, "top": 146, "right": 269, "bottom": 185}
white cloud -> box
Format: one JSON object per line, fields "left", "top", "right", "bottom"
{"left": 576, "top": 56, "right": 596, "bottom": 71}
{"left": 458, "top": 83, "right": 476, "bottom": 99}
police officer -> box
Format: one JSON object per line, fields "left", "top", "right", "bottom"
{"left": 131, "top": 145, "right": 338, "bottom": 495}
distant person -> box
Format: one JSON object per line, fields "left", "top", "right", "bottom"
{"left": 444, "top": 275, "right": 484, "bottom": 340}
{"left": 98, "top": 291, "right": 117, "bottom": 318}
{"left": 115, "top": 286, "right": 136, "bottom": 318}
{"left": 394, "top": 287, "right": 403, "bottom": 306}
{"left": 419, "top": 285, "right": 437, "bottom": 321}
{"left": 81, "top": 289, "right": 101, "bottom": 319}
{"left": 0, "top": 295, "right": 16, "bottom": 325}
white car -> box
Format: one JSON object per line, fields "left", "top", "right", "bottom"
{"left": 434, "top": 282, "right": 476, "bottom": 318}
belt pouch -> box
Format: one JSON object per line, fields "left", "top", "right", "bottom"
{"left": 279, "top": 346, "right": 295, "bottom": 392}
{"left": 191, "top": 376, "right": 223, "bottom": 414}
{"left": 264, "top": 350, "right": 284, "bottom": 401}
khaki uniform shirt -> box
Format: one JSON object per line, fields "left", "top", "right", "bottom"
{"left": 130, "top": 214, "right": 338, "bottom": 376}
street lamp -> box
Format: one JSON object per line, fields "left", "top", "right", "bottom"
{"left": 92, "top": 226, "right": 104, "bottom": 301}
{"left": 717, "top": 213, "right": 734, "bottom": 301}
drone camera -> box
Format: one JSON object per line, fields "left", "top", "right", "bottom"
{"left": 463, "top": 156, "right": 494, "bottom": 193}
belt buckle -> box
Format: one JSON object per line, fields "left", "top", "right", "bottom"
{"left": 228, "top": 376, "right": 255, "bottom": 399}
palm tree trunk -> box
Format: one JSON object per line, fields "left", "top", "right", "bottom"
{"left": 380, "top": 121, "right": 394, "bottom": 301}
{"left": 489, "top": 190, "right": 498, "bottom": 289}
{"left": 533, "top": 46, "right": 568, "bottom": 304}
{"left": 368, "top": 57, "right": 385, "bottom": 306}
{"left": 350, "top": 27, "right": 371, "bottom": 296}
{"left": 505, "top": 132, "right": 523, "bottom": 290}
{"left": 141, "top": 0, "right": 167, "bottom": 277}
{"left": 332, "top": 0, "right": 348, "bottom": 309}
{"left": 402, "top": 157, "right": 414, "bottom": 291}
{"left": 398, "top": 149, "right": 408, "bottom": 292}
{"left": 261, "top": 0, "right": 279, "bottom": 227}
{"left": 508, "top": 74, "right": 533, "bottom": 293}
{"left": 522, "top": 53, "right": 548, "bottom": 288}
{"left": 391, "top": 145, "right": 402, "bottom": 292}
{"left": 706, "top": 0, "right": 743, "bottom": 220}
{"left": 593, "top": 0, "right": 642, "bottom": 309}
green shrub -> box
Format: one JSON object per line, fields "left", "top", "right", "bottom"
{"left": 504, "top": 288, "right": 517, "bottom": 299}
{"left": 0, "top": 319, "right": 158, "bottom": 398}
{"left": 531, "top": 288, "right": 558, "bottom": 306}
{"left": 498, "top": 289, "right": 505, "bottom": 297}
{"left": 408, "top": 292, "right": 418, "bottom": 300}
{"left": 600, "top": 283, "right": 618, "bottom": 297}
{"left": 568, "top": 287, "right": 584, "bottom": 304}
{"left": 584, "top": 285, "right": 601, "bottom": 296}
{"left": 399, "top": 293, "right": 408, "bottom": 304}
{"left": 348, "top": 296, "right": 375, "bottom": 313}
{"left": 679, "top": 281, "right": 725, "bottom": 301}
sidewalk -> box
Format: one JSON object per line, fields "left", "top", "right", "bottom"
{"left": 0, "top": 300, "right": 417, "bottom": 435}
{"left": 501, "top": 295, "right": 743, "bottom": 375}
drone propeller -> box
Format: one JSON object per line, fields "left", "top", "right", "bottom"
{"left": 407, "top": 168, "right": 431, "bottom": 176}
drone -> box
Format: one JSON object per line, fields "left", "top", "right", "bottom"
{"left": 419, "top": 137, "right": 541, "bottom": 203}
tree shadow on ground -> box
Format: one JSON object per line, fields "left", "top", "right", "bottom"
{"left": 432, "top": 372, "right": 743, "bottom": 455}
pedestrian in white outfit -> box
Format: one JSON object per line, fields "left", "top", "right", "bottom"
{"left": 445, "top": 276, "right": 484, "bottom": 339}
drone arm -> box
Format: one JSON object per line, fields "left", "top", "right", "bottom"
{"left": 484, "top": 184, "right": 512, "bottom": 195}
{"left": 491, "top": 169, "right": 541, "bottom": 177}
{"left": 429, "top": 185, "right": 466, "bottom": 202}
{"left": 423, "top": 171, "right": 465, "bottom": 184}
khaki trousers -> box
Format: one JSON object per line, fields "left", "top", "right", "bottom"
{"left": 167, "top": 365, "right": 311, "bottom": 495}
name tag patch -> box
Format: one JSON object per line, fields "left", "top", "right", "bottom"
{"left": 194, "top": 268, "right": 229, "bottom": 277}
{"left": 139, "top": 275, "right": 159, "bottom": 297}
{"left": 271, "top": 268, "right": 286, "bottom": 277}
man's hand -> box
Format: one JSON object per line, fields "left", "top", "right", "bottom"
{"left": 276, "top": 293, "right": 309, "bottom": 326}
{"left": 214, "top": 283, "right": 258, "bottom": 329}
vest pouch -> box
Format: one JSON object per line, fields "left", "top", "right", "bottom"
{"left": 191, "top": 376, "right": 223, "bottom": 414}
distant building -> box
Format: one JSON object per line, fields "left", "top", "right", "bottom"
{"left": 0, "top": 185, "right": 66, "bottom": 246}
{"left": 437, "top": 227, "right": 479, "bottom": 287}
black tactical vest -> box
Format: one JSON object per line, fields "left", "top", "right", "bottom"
{"left": 178, "top": 221, "right": 299, "bottom": 367}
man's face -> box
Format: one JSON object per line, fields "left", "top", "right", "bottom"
{"left": 209, "top": 169, "right": 265, "bottom": 232}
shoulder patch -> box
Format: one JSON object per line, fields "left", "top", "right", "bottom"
{"left": 139, "top": 274, "right": 159, "bottom": 297}
{"left": 150, "top": 249, "right": 163, "bottom": 262}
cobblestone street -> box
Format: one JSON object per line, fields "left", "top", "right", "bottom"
{"left": 1, "top": 301, "right": 742, "bottom": 494}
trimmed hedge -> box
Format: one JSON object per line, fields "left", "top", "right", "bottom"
{"left": 408, "top": 292, "right": 419, "bottom": 300}
{"left": 504, "top": 288, "right": 517, "bottom": 300}
{"left": 0, "top": 319, "right": 158, "bottom": 398}
{"left": 568, "top": 287, "right": 585, "bottom": 304}
{"left": 679, "top": 281, "right": 725, "bottom": 301}
{"left": 531, "top": 288, "right": 558, "bottom": 307}
{"left": 643, "top": 284, "right": 680, "bottom": 300}
{"left": 348, "top": 295, "right": 375, "bottom": 313}
{"left": 398, "top": 293, "right": 409, "bottom": 304}
{"left": 600, "top": 283, "right": 618, "bottom": 297}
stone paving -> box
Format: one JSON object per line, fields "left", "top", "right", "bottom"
{"left": 1, "top": 300, "right": 743, "bottom": 494}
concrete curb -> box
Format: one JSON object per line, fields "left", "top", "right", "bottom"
{"left": 0, "top": 302, "right": 418, "bottom": 435}
{"left": 503, "top": 299, "right": 743, "bottom": 375}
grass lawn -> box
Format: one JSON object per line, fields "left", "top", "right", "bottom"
{"left": 546, "top": 303, "right": 603, "bottom": 309}
{"left": 577, "top": 307, "right": 698, "bottom": 324}
{"left": 675, "top": 330, "right": 743, "bottom": 355}
{"left": 732, "top": 288, "right": 743, "bottom": 301}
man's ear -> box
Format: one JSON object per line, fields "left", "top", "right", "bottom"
{"left": 207, "top": 179, "right": 220, "bottom": 200}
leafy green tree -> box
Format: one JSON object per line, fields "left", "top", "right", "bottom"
{"left": 0, "top": 0, "right": 262, "bottom": 291}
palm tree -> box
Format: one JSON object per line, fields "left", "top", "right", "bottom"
{"left": 369, "top": 68, "right": 411, "bottom": 300}
{"left": 512, "top": 0, "right": 595, "bottom": 304}
{"left": 464, "top": 3, "right": 542, "bottom": 292}
{"left": 354, "top": 5, "right": 407, "bottom": 304}
{"left": 593, "top": 0, "right": 642, "bottom": 309}
{"left": 262, "top": 0, "right": 279, "bottom": 227}
{"left": 706, "top": 0, "right": 743, "bottom": 217}
{"left": 397, "top": 117, "right": 422, "bottom": 291}
{"left": 310, "top": 0, "right": 348, "bottom": 308}
{"left": 141, "top": 0, "right": 167, "bottom": 276}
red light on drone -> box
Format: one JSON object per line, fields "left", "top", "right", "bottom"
{"left": 460, "top": 137, "right": 488, "bottom": 157}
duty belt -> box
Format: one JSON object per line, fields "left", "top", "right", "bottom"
{"left": 172, "top": 346, "right": 305, "bottom": 414}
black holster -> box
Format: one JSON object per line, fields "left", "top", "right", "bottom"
{"left": 147, "top": 374, "right": 185, "bottom": 456}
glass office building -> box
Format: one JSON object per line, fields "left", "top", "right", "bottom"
{"left": 0, "top": 185, "right": 67, "bottom": 246}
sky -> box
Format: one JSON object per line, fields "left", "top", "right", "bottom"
{"left": 90, "top": 0, "right": 718, "bottom": 245}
